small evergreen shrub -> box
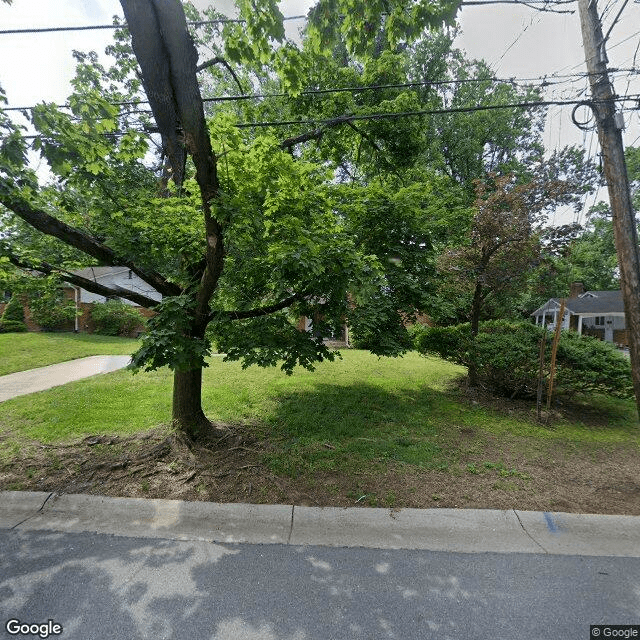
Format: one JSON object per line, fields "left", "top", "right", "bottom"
{"left": 90, "top": 300, "right": 145, "bottom": 336}
{"left": 413, "top": 320, "right": 633, "bottom": 400}
{"left": 0, "top": 320, "right": 28, "bottom": 333}
{"left": 0, "top": 295, "right": 27, "bottom": 332}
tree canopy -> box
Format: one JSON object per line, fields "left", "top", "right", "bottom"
{"left": 0, "top": 0, "right": 600, "bottom": 434}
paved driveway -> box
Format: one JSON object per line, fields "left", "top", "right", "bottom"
{"left": 0, "top": 355, "right": 131, "bottom": 402}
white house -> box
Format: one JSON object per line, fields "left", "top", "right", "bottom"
{"left": 530, "top": 284, "right": 627, "bottom": 346}
{"left": 65, "top": 266, "right": 162, "bottom": 334}
{"left": 70, "top": 266, "right": 162, "bottom": 305}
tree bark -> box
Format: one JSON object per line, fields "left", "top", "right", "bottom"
{"left": 172, "top": 366, "right": 211, "bottom": 438}
{"left": 470, "top": 282, "right": 483, "bottom": 339}
{"left": 170, "top": 313, "right": 214, "bottom": 438}
{"left": 578, "top": 0, "right": 640, "bottom": 419}
{"left": 468, "top": 282, "right": 484, "bottom": 387}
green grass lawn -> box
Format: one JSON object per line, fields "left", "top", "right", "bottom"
{"left": 0, "top": 332, "right": 140, "bottom": 376}
{"left": 1, "top": 350, "right": 638, "bottom": 476}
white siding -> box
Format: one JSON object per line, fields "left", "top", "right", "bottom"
{"left": 78, "top": 269, "right": 162, "bottom": 306}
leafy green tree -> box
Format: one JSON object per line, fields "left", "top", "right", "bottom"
{"left": 564, "top": 206, "right": 619, "bottom": 291}
{"left": 0, "top": 0, "right": 460, "bottom": 437}
{"left": 440, "top": 153, "right": 595, "bottom": 329}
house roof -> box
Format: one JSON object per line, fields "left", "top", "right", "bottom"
{"left": 71, "top": 266, "right": 130, "bottom": 281}
{"left": 531, "top": 290, "right": 624, "bottom": 316}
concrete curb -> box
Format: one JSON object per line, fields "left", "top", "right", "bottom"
{"left": 1, "top": 491, "right": 639, "bottom": 556}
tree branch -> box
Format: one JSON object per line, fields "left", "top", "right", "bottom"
{"left": 196, "top": 56, "right": 244, "bottom": 94}
{"left": 5, "top": 254, "right": 161, "bottom": 308}
{"left": 461, "top": 0, "right": 575, "bottom": 14}
{"left": 122, "top": 0, "right": 225, "bottom": 337}
{"left": 217, "top": 292, "right": 304, "bottom": 321}
{"left": 345, "top": 121, "right": 381, "bottom": 152}
{"left": 280, "top": 115, "right": 355, "bottom": 150}
{"left": 120, "top": 0, "right": 186, "bottom": 186}
{"left": 0, "top": 187, "right": 182, "bottom": 298}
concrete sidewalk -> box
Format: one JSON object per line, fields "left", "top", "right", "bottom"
{"left": 0, "top": 355, "right": 131, "bottom": 402}
{"left": 2, "top": 491, "right": 638, "bottom": 556}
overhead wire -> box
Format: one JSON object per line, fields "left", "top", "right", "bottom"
{"left": 0, "top": 16, "right": 307, "bottom": 36}
{"left": 12, "top": 93, "right": 640, "bottom": 142}
{"left": 1, "top": 1, "right": 636, "bottom": 152}
{"left": 0, "top": 1, "right": 581, "bottom": 36}
{"left": 492, "top": 11, "right": 541, "bottom": 72}
{"left": 603, "top": 0, "right": 630, "bottom": 43}
{"left": 2, "top": 68, "right": 638, "bottom": 114}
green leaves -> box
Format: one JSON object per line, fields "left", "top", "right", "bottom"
{"left": 212, "top": 314, "right": 337, "bottom": 375}
{"left": 414, "top": 320, "right": 634, "bottom": 401}
{"left": 0, "top": 86, "right": 28, "bottom": 177}
{"left": 130, "top": 296, "right": 212, "bottom": 372}
{"left": 306, "top": 0, "right": 461, "bottom": 58}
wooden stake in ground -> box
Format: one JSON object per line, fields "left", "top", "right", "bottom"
{"left": 546, "top": 299, "right": 565, "bottom": 418}
{"left": 577, "top": 0, "right": 640, "bottom": 419}
{"left": 536, "top": 331, "right": 547, "bottom": 422}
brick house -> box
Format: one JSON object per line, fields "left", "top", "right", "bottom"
{"left": 0, "top": 266, "right": 160, "bottom": 336}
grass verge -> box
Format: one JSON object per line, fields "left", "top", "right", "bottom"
{"left": 1, "top": 350, "right": 638, "bottom": 513}
{"left": 0, "top": 332, "right": 140, "bottom": 375}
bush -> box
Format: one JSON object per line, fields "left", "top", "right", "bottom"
{"left": 29, "top": 297, "right": 76, "bottom": 331}
{"left": 0, "top": 320, "right": 27, "bottom": 333}
{"left": 413, "top": 320, "right": 633, "bottom": 400}
{"left": 90, "top": 300, "right": 145, "bottom": 336}
{"left": 0, "top": 295, "right": 27, "bottom": 332}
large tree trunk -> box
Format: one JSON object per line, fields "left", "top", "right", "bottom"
{"left": 172, "top": 367, "right": 211, "bottom": 439}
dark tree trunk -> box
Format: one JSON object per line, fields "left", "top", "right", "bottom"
{"left": 468, "top": 282, "right": 483, "bottom": 386}
{"left": 172, "top": 367, "right": 210, "bottom": 439}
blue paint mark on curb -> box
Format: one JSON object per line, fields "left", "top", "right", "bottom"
{"left": 543, "top": 512, "right": 560, "bottom": 533}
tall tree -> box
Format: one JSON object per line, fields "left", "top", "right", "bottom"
{"left": 0, "top": 0, "right": 460, "bottom": 437}
{"left": 437, "top": 152, "right": 596, "bottom": 383}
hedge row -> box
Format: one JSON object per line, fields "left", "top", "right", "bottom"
{"left": 412, "top": 320, "right": 633, "bottom": 400}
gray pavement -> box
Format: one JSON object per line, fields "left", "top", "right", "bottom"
{"left": 0, "top": 356, "right": 131, "bottom": 402}
{"left": 1, "top": 492, "right": 640, "bottom": 640}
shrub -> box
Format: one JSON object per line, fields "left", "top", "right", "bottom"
{"left": 0, "top": 320, "right": 28, "bottom": 333}
{"left": 0, "top": 295, "right": 27, "bottom": 332}
{"left": 413, "top": 320, "right": 633, "bottom": 400}
{"left": 90, "top": 300, "right": 145, "bottom": 336}
{"left": 29, "top": 297, "right": 76, "bottom": 331}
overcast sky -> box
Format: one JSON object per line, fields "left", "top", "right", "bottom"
{"left": 1, "top": 0, "right": 639, "bottom": 224}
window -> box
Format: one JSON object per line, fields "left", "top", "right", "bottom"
{"left": 594, "top": 316, "right": 605, "bottom": 326}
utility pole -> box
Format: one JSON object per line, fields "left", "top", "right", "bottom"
{"left": 577, "top": 0, "right": 640, "bottom": 418}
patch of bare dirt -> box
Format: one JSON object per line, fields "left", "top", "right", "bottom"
{"left": 1, "top": 418, "right": 639, "bottom": 515}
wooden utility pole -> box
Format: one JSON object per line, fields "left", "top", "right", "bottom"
{"left": 577, "top": 0, "right": 640, "bottom": 417}
{"left": 547, "top": 299, "right": 565, "bottom": 416}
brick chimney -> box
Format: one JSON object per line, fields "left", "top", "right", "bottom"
{"left": 569, "top": 282, "right": 585, "bottom": 298}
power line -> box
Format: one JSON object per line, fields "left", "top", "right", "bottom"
{"left": 0, "top": 1, "right": 581, "bottom": 36}
{"left": 11, "top": 93, "right": 640, "bottom": 147}
{"left": 603, "top": 0, "right": 630, "bottom": 43}
{"left": 230, "top": 95, "right": 640, "bottom": 128}
{"left": 3, "top": 68, "right": 638, "bottom": 114}
{"left": 493, "top": 12, "right": 541, "bottom": 70}
{"left": 0, "top": 16, "right": 307, "bottom": 36}
{"left": 17, "top": 93, "right": 631, "bottom": 136}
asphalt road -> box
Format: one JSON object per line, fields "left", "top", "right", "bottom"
{"left": 2, "top": 526, "right": 639, "bottom": 640}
